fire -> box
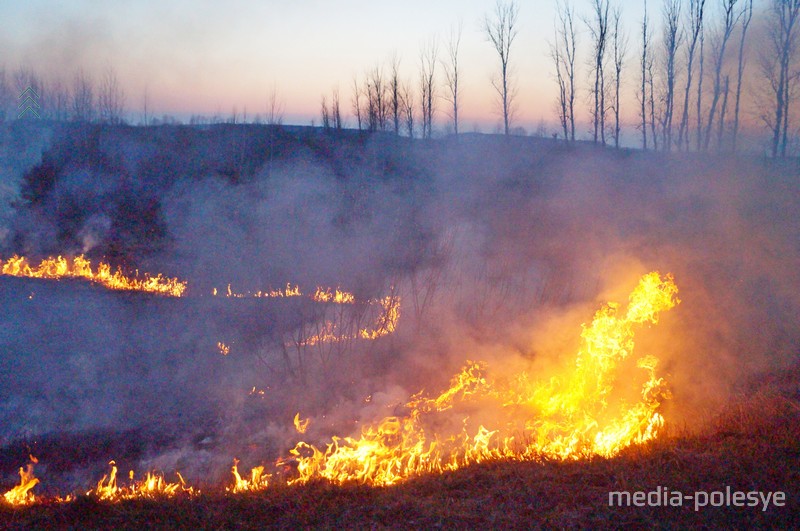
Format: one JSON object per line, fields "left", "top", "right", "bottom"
{"left": 2, "top": 456, "right": 39, "bottom": 505}
{"left": 0, "top": 255, "right": 186, "bottom": 297}
{"left": 294, "top": 413, "right": 310, "bottom": 434}
{"left": 219, "top": 283, "right": 302, "bottom": 298}
{"left": 295, "top": 293, "right": 401, "bottom": 346}
{"left": 312, "top": 287, "right": 355, "bottom": 304}
{"left": 2, "top": 272, "right": 679, "bottom": 502}
{"left": 217, "top": 342, "right": 231, "bottom": 356}
{"left": 287, "top": 272, "right": 679, "bottom": 486}
{"left": 358, "top": 295, "right": 401, "bottom": 339}
{"left": 228, "top": 459, "right": 270, "bottom": 493}
{"left": 88, "top": 461, "right": 195, "bottom": 500}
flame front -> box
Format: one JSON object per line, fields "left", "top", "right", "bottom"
{"left": 0, "top": 255, "right": 186, "bottom": 297}
{"left": 88, "top": 461, "right": 195, "bottom": 501}
{"left": 288, "top": 272, "right": 679, "bottom": 486}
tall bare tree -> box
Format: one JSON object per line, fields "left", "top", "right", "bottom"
{"left": 763, "top": 0, "right": 800, "bottom": 157}
{"left": 484, "top": 0, "right": 519, "bottom": 135}
{"left": 72, "top": 69, "right": 95, "bottom": 122}
{"left": 98, "top": 66, "right": 126, "bottom": 124}
{"left": 648, "top": 46, "right": 660, "bottom": 149}
{"left": 366, "top": 64, "right": 388, "bottom": 131}
{"left": 639, "top": 0, "right": 653, "bottom": 149}
{"left": 320, "top": 95, "right": 331, "bottom": 129}
{"left": 587, "top": 0, "right": 610, "bottom": 144}
{"left": 662, "top": 0, "right": 683, "bottom": 150}
{"left": 442, "top": 21, "right": 463, "bottom": 136}
{"left": 389, "top": 54, "right": 402, "bottom": 135}
{"left": 678, "top": 0, "right": 706, "bottom": 151}
{"left": 716, "top": 74, "right": 730, "bottom": 146}
{"left": 400, "top": 81, "right": 415, "bottom": 138}
{"left": 696, "top": 7, "right": 706, "bottom": 150}
{"left": 351, "top": 75, "right": 364, "bottom": 130}
{"left": 551, "top": 1, "right": 577, "bottom": 141}
{"left": 731, "top": 0, "right": 753, "bottom": 151}
{"left": 611, "top": 7, "right": 628, "bottom": 148}
{"left": 331, "top": 87, "right": 343, "bottom": 130}
{"left": 419, "top": 38, "right": 438, "bottom": 139}
{"left": 703, "top": 0, "right": 738, "bottom": 151}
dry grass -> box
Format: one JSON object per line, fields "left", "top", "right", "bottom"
{"left": 2, "top": 378, "right": 798, "bottom": 530}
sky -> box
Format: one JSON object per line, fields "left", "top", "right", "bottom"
{"left": 0, "top": 0, "right": 697, "bottom": 132}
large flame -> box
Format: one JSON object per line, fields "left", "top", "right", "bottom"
{"left": 2, "top": 456, "right": 39, "bottom": 505}
{"left": 0, "top": 255, "right": 186, "bottom": 297}
{"left": 286, "top": 272, "right": 679, "bottom": 486}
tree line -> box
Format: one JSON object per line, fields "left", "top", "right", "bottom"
{"left": 324, "top": 0, "right": 800, "bottom": 157}
{"left": 549, "top": 0, "right": 798, "bottom": 157}
{"left": 3, "top": 1, "right": 800, "bottom": 157}
{"left": 0, "top": 66, "right": 126, "bottom": 125}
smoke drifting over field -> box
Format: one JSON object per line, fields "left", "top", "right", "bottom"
{"left": 1, "top": 122, "right": 798, "bottom": 489}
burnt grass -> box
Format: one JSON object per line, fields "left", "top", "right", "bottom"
{"left": 2, "top": 375, "right": 798, "bottom": 530}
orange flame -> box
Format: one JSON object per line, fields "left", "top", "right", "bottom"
{"left": 287, "top": 272, "right": 678, "bottom": 486}
{"left": 0, "top": 255, "right": 186, "bottom": 297}
{"left": 2, "top": 456, "right": 39, "bottom": 505}
{"left": 88, "top": 461, "right": 195, "bottom": 500}
{"left": 228, "top": 459, "right": 270, "bottom": 493}
{"left": 294, "top": 413, "right": 310, "bottom": 434}
{"left": 312, "top": 287, "right": 355, "bottom": 304}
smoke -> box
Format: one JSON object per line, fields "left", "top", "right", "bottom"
{"left": 1, "top": 124, "right": 798, "bottom": 489}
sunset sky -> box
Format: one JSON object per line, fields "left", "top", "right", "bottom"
{"left": 1, "top": 0, "right": 730, "bottom": 133}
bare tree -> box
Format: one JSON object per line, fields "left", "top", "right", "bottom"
{"left": 639, "top": 0, "right": 653, "bottom": 149}
{"left": 763, "top": 0, "right": 800, "bottom": 157}
{"left": 400, "top": 81, "right": 415, "bottom": 137}
{"left": 552, "top": 35, "right": 570, "bottom": 141}
{"left": 648, "top": 41, "right": 660, "bottom": 149}
{"left": 703, "top": 0, "right": 738, "bottom": 151}
{"left": 696, "top": 7, "right": 706, "bottom": 150}
{"left": 611, "top": 7, "right": 628, "bottom": 148}
{"left": 72, "top": 69, "right": 95, "bottom": 122}
{"left": 551, "top": 1, "right": 578, "bottom": 142}
{"left": 320, "top": 95, "right": 331, "bottom": 129}
{"left": 331, "top": 87, "right": 343, "bottom": 129}
{"left": 661, "top": 0, "right": 683, "bottom": 150}
{"left": 98, "top": 66, "right": 126, "bottom": 124}
{"left": 266, "top": 84, "right": 284, "bottom": 126}
{"left": 484, "top": 0, "right": 519, "bottom": 135}
{"left": 442, "top": 21, "right": 463, "bottom": 136}
{"left": 731, "top": 0, "right": 753, "bottom": 151}
{"left": 389, "top": 54, "right": 402, "bottom": 134}
{"left": 716, "top": 74, "right": 730, "bottom": 146}
{"left": 351, "top": 75, "right": 364, "bottom": 130}
{"left": 678, "top": 0, "right": 706, "bottom": 151}
{"left": 419, "top": 38, "right": 438, "bottom": 139}
{"left": 587, "top": 0, "right": 610, "bottom": 144}
{"left": 366, "top": 64, "right": 389, "bottom": 131}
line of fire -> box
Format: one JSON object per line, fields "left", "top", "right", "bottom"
{"left": 2, "top": 258, "right": 679, "bottom": 505}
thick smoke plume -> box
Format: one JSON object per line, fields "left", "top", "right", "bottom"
{"left": 1, "top": 122, "right": 797, "bottom": 489}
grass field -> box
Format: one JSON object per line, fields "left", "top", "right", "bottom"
{"left": 2, "top": 366, "right": 797, "bottom": 530}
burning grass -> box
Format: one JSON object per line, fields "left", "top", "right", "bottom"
{"left": 0, "top": 255, "right": 186, "bottom": 297}
{"left": 1, "top": 271, "right": 796, "bottom": 527}
{"left": 1, "top": 387, "right": 797, "bottom": 528}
